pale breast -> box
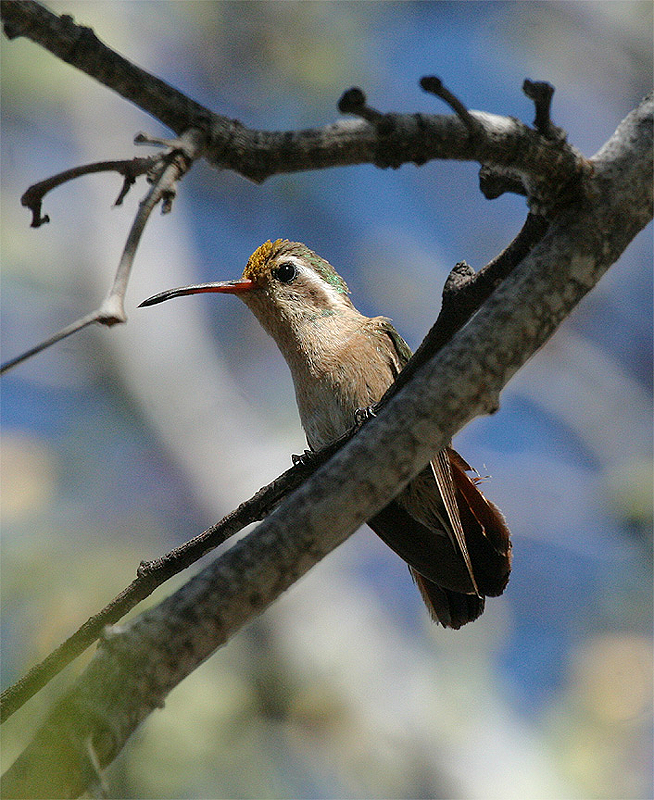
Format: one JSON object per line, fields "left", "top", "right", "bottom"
{"left": 290, "top": 318, "right": 399, "bottom": 450}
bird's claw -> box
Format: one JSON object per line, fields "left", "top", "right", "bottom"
{"left": 292, "top": 449, "right": 315, "bottom": 467}
{"left": 354, "top": 405, "right": 377, "bottom": 426}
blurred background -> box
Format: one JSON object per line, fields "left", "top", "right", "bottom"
{"left": 1, "top": 2, "right": 652, "bottom": 798}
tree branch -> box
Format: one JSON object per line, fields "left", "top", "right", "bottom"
{"left": 20, "top": 155, "right": 158, "bottom": 228}
{"left": 0, "top": 1, "right": 592, "bottom": 376}
{"left": 1, "top": 0, "right": 212, "bottom": 137}
{"left": 2, "top": 93, "right": 651, "bottom": 798}
{"left": 1, "top": 1, "right": 590, "bottom": 203}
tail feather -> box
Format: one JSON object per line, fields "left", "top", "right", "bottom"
{"left": 431, "top": 451, "right": 479, "bottom": 597}
{"left": 448, "top": 447, "right": 511, "bottom": 556}
{"left": 411, "top": 568, "right": 485, "bottom": 629}
{"left": 448, "top": 447, "right": 512, "bottom": 597}
{"left": 368, "top": 447, "right": 512, "bottom": 628}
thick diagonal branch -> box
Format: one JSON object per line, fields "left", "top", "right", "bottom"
{"left": 2, "top": 94, "right": 651, "bottom": 799}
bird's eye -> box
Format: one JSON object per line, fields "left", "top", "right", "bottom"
{"left": 273, "top": 261, "right": 297, "bottom": 284}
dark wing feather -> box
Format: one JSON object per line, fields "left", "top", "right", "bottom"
{"left": 368, "top": 501, "right": 476, "bottom": 594}
{"left": 366, "top": 318, "right": 512, "bottom": 625}
{"left": 368, "top": 503, "right": 484, "bottom": 628}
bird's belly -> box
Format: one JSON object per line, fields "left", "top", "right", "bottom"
{"left": 289, "top": 334, "right": 397, "bottom": 451}
{"left": 294, "top": 372, "right": 382, "bottom": 451}
{"left": 299, "top": 391, "right": 358, "bottom": 451}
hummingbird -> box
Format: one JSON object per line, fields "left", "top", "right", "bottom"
{"left": 140, "top": 240, "right": 511, "bottom": 628}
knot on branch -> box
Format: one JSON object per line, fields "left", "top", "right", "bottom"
{"left": 478, "top": 166, "right": 527, "bottom": 200}
{"left": 523, "top": 79, "right": 566, "bottom": 142}
{"left": 478, "top": 79, "right": 593, "bottom": 214}
{"left": 442, "top": 260, "right": 476, "bottom": 298}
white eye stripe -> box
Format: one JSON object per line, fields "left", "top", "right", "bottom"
{"left": 305, "top": 272, "right": 349, "bottom": 309}
{"left": 299, "top": 267, "right": 335, "bottom": 292}
{"left": 274, "top": 256, "right": 347, "bottom": 308}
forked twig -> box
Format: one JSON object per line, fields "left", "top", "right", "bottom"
{"left": 1, "top": 128, "right": 205, "bottom": 375}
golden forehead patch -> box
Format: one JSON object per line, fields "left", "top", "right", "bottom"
{"left": 243, "top": 239, "right": 286, "bottom": 282}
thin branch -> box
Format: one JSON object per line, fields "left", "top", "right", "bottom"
{"left": 420, "top": 75, "right": 482, "bottom": 139}
{"left": 377, "top": 211, "right": 551, "bottom": 404}
{"left": 1, "top": 0, "right": 213, "bottom": 137}
{"left": 101, "top": 129, "right": 204, "bottom": 318}
{"left": 522, "top": 78, "right": 565, "bottom": 141}
{"left": 0, "top": 453, "right": 316, "bottom": 723}
{"left": 0, "top": 129, "right": 205, "bottom": 375}
{"left": 0, "top": 310, "right": 99, "bottom": 374}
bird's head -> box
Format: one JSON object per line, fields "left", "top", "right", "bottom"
{"left": 139, "top": 240, "right": 355, "bottom": 341}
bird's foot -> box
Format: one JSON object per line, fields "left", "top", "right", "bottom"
{"left": 292, "top": 449, "right": 316, "bottom": 467}
{"left": 354, "top": 405, "right": 377, "bottom": 426}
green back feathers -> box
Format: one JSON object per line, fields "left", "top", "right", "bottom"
{"left": 243, "top": 240, "right": 349, "bottom": 296}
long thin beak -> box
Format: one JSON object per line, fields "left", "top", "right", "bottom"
{"left": 139, "top": 278, "right": 257, "bottom": 307}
